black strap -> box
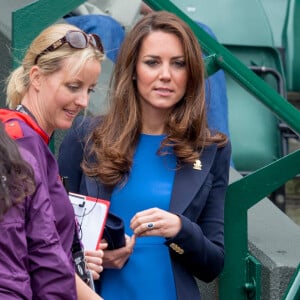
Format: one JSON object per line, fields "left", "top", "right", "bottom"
{"left": 62, "top": 175, "right": 95, "bottom": 289}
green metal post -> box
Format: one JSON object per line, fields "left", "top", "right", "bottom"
{"left": 204, "top": 54, "right": 221, "bottom": 78}
{"left": 282, "top": 264, "right": 300, "bottom": 300}
{"left": 221, "top": 149, "right": 300, "bottom": 299}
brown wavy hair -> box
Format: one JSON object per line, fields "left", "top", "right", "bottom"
{"left": 83, "top": 11, "right": 228, "bottom": 187}
{"left": 0, "top": 123, "right": 35, "bottom": 220}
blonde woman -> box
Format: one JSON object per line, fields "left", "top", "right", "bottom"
{"left": 0, "top": 23, "right": 104, "bottom": 299}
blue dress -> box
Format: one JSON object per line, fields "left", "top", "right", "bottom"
{"left": 98, "top": 134, "right": 177, "bottom": 299}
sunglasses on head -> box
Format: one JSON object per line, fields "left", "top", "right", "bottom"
{"left": 34, "top": 30, "right": 104, "bottom": 64}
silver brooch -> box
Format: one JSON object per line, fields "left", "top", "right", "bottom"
{"left": 193, "top": 159, "right": 202, "bottom": 170}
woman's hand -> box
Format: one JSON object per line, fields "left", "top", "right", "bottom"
{"left": 130, "top": 207, "right": 182, "bottom": 238}
{"left": 102, "top": 234, "right": 135, "bottom": 269}
{"left": 84, "top": 249, "right": 104, "bottom": 280}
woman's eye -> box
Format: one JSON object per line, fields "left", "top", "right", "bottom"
{"left": 144, "top": 60, "right": 158, "bottom": 66}
{"left": 67, "top": 85, "right": 80, "bottom": 92}
{"left": 88, "top": 87, "right": 95, "bottom": 94}
{"left": 173, "top": 60, "right": 186, "bottom": 68}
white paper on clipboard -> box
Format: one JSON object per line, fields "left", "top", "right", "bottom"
{"left": 69, "top": 192, "right": 110, "bottom": 250}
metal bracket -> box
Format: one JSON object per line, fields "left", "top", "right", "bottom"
{"left": 244, "top": 255, "right": 261, "bottom": 300}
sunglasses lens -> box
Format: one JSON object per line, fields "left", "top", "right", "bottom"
{"left": 35, "top": 30, "right": 104, "bottom": 64}
{"left": 90, "top": 34, "right": 104, "bottom": 53}
{"left": 67, "top": 31, "right": 88, "bottom": 49}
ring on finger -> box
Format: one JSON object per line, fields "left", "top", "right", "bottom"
{"left": 147, "top": 222, "right": 155, "bottom": 230}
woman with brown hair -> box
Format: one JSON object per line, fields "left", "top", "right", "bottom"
{"left": 59, "top": 11, "right": 231, "bottom": 299}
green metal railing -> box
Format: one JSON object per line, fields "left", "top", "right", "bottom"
{"left": 283, "top": 264, "right": 300, "bottom": 300}
{"left": 143, "top": 1, "right": 300, "bottom": 299}
{"left": 12, "top": 0, "right": 300, "bottom": 299}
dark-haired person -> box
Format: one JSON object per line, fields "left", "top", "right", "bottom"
{"left": 0, "top": 122, "right": 35, "bottom": 220}
{"left": 59, "top": 11, "right": 231, "bottom": 299}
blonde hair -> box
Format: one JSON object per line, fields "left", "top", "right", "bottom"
{"left": 6, "top": 23, "right": 104, "bottom": 109}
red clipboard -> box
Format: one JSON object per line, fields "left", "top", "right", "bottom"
{"left": 69, "top": 192, "right": 110, "bottom": 250}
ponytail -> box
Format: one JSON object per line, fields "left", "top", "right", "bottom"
{"left": 6, "top": 66, "right": 29, "bottom": 109}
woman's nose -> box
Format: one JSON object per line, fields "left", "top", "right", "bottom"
{"left": 75, "top": 92, "right": 89, "bottom": 108}
{"left": 159, "top": 64, "right": 171, "bottom": 80}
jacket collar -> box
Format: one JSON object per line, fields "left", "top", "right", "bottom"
{"left": 169, "top": 143, "right": 217, "bottom": 214}
{"left": 0, "top": 109, "right": 49, "bottom": 144}
{"left": 84, "top": 175, "right": 112, "bottom": 201}
{"left": 84, "top": 143, "right": 218, "bottom": 210}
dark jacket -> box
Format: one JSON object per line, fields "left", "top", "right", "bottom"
{"left": 58, "top": 115, "right": 231, "bottom": 300}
